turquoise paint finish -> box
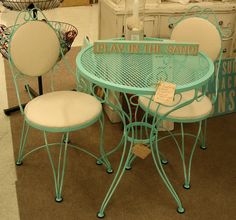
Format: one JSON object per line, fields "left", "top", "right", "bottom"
{"left": 77, "top": 36, "right": 214, "bottom": 217}
{"left": 9, "top": 8, "right": 113, "bottom": 203}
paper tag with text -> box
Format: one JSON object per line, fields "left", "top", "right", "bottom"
{"left": 154, "top": 81, "right": 176, "bottom": 105}
{"left": 132, "top": 144, "right": 151, "bottom": 159}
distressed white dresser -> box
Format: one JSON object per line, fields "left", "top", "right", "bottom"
{"left": 98, "top": 0, "right": 236, "bottom": 123}
{"left": 99, "top": 0, "right": 236, "bottom": 58}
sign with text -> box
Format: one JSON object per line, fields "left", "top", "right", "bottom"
{"left": 154, "top": 81, "right": 176, "bottom": 105}
{"left": 93, "top": 40, "right": 199, "bottom": 55}
{"left": 207, "top": 58, "right": 236, "bottom": 116}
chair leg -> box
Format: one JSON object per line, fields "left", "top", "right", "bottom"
{"left": 180, "top": 122, "right": 202, "bottom": 189}
{"left": 16, "top": 119, "right": 29, "bottom": 165}
{"left": 43, "top": 131, "right": 69, "bottom": 202}
{"left": 97, "top": 113, "right": 113, "bottom": 174}
{"left": 200, "top": 119, "right": 207, "bottom": 150}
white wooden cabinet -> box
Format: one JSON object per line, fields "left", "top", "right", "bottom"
{"left": 98, "top": 0, "right": 236, "bottom": 58}
{"left": 98, "top": 0, "right": 236, "bottom": 123}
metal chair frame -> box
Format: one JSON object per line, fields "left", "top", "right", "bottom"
{"left": 132, "top": 6, "right": 225, "bottom": 190}
{"left": 9, "top": 8, "right": 113, "bottom": 202}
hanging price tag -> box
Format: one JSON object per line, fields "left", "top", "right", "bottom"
{"left": 132, "top": 144, "right": 151, "bottom": 159}
{"left": 154, "top": 81, "right": 176, "bottom": 105}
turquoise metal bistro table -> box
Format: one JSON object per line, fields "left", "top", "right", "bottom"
{"left": 76, "top": 39, "right": 214, "bottom": 218}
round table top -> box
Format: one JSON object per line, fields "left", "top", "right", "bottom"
{"left": 76, "top": 43, "right": 214, "bottom": 95}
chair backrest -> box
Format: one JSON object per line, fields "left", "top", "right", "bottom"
{"left": 9, "top": 20, "right": 60, "bottom": 77}
{"left": 76, "top": 36, "right": 92, "bottom": 93}
{"left": 82, "top": 36, "right": 91, "bottom": 49}
{"left": 170, "top": 17, "right": 221, "bottom": 61}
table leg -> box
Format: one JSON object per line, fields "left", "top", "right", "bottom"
{"left": 150, "top": 127, "right": 185, "bottom": 213}
{"left": 97, "top": 92, "right": 185, "bottom": 217}
{"left": 97, "top": 123, "right": 185, "bottom": 218}
{"left": 97, "top": 133, "right": 133, "bottom": 218}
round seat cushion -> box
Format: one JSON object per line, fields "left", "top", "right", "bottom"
{"left": 139, "top": 90, "right": 213, "bottom": 122}
{"left": 24, "top": 91, "right": 102, "bottom": 130}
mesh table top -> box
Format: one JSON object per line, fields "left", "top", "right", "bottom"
{"left": 77, "top": 44, "right": 214, "bottom": 95}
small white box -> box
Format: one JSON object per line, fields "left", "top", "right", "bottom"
{"left": 104, "top": 104, "right": 122, "bottom": 123}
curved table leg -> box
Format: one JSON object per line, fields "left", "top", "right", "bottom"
{"left": 97, "top": 133, "right": 133, "bottom": 218}
{"left": 150, "top": 128, "right": 185, "bottom": 214}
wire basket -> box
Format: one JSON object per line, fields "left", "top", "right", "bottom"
{"left": 2, "top": 0, "right": 61, "bottom": 11}
{"left": 0, "top": 20, "right": 78, "bottom": 59}
{"left": 50, "top": 20, "right": 78, "bottom": 56}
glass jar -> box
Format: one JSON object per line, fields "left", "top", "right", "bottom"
{"left": 125, "top": 0, "right": 146, "bottom": 40}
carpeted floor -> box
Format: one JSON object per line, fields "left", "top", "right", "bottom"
{"left": 4, "top": 47, "right": 236, "bottom": 220}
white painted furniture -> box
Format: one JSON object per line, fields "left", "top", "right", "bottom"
{"left": 99, "top": 0, "right": 236, "bottom": 58}
{"left": 98, "top": 0, "right": 236, "bottom": 123}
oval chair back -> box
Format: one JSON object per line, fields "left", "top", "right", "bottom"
{"left": 9, "top": 20, "right": 60, "bottom": 77}
{"left": 170, "top": 17, "right": 221, "bottom": 61}
{"left": 170, "top": 16, "right": 222, "bottom": 103}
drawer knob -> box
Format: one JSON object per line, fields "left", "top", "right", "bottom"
{"left": 219, "top": 20, "right": 223, "bottom": 26}
{"left": 168, "top": 24, "right": 174, "bottom": 29}
{"left": 223, "top": 48, "right": 227, "bottom": 53}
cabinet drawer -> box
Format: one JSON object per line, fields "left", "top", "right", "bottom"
{"left": 222, "top": 38, "right": 233, "bottom": 58}
{"left": 144, "top": 16, "right": 157, "bottom": 37}
{"left": 158, "top": 15, "right": 182, "bottom": 38}
{"left": 231, "top": 39, "right": 236, "bottom": 57}
{"left": 214, "top": 13, "right": 236, "bottom": 38}
{"left": 158, "top": 12, "right": 236, "bottom": 39}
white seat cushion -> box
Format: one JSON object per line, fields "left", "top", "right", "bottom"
{"left": 24, "top": 91, "right": 102, "bottom": 129}
{"left": 139, "top": 90, "right": 213, "bottom": 122}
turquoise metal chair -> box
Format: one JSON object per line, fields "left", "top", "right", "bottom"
{"left": 138, "top": 8, "right": 223, "bottom": 189}
{"left": 8, "top": 9, "right": 112, "bottom": 202}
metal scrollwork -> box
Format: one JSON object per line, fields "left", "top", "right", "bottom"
{"left": 90, "top": 84, "right": 109, "bottom": 104}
